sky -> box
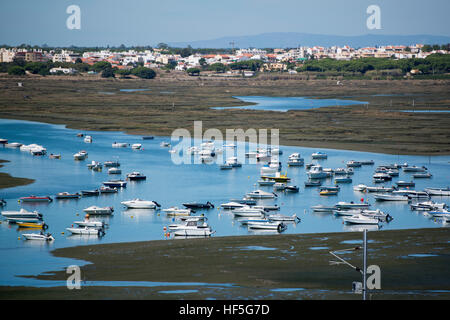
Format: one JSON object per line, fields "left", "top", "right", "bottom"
{"left": 0, "top": 0, "right": 449, "bottom": 47}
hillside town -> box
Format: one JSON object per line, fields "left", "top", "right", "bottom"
{"left": 1, "top": 43, "right": 449, "bottom": 76}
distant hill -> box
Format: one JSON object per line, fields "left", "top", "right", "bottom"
{"left": 167, "top": 32, "right": 450, "bottom": 49}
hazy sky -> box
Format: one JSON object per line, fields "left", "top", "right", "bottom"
{"left": 1, "top": 0, "right": 449, "bottom": 46}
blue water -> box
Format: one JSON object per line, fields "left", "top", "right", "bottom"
{"left": 212, "top": 96, "right": 368, "bottom": 112}
{"left": 0, "top": 118, "right": 449, "bottom": 287}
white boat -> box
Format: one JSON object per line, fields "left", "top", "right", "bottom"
{"left": 5, "top": 142, "right": 22, "bottom": 148}
{"left": 366, "top": 186, "right": 394, "bottom": 193}
{"left": 428, "top": 209, "right": 450, "bottom": 218}
{"left": 172, "top": 220, "right": 214, "bottom": 237}
{"left": 104, "top": 161, "right": 120, "bottom": 167}
{"left": 424, "top": 187, "right": 450, "bottom": 196}
{"left": 1, "top": 208, "right": 42, "bottom": 219}
{"left": 112, "top": 142, "right": 128, "bottom": 148}
{"left": 108, "top": 167, "right": 121, "bottom": 174}
{"left": 73, "top": 152, "right": 87, "bottom": 160}
{"left": 410, "top": 201, "right": 446, "bottom": 211}
{"left": 121, "top": 199, "right": 160, "bottom": 209}
{"left": 267, "top": 214, "right": 300, "bottom": 222}
{"left": 225, "top": 157, "right": 242, "bottom": 167}
{"left": 273, "top": 182, "right": 286, "bottom": 191}
{"left": 373, "top": 193, "right": 408, "bottom": 201}
{"left": 169, "top": 219, "right": 211, "bottom": 232}
{"left": 253, "top": 204, "right": 280, "bottom": 211}
{"left": 232, "top": 207, "right": 265, "bottom": 217}
{"left": 311, "top": 205, "right": 336, "bottom": 212}
{"left": 413, "top": 172, "right": 432, "bottom": 179}
{"left": 403, "top": 166, "right": 427, "bottom": 173}
{"left": 220, "top": 202, "right": 246, "bottom": 209}
{"left": 307, "top": 165, "right": 328, "bottom": 179}
{"left": 312, "top": 152, "right": 327, "bottom": 159}
{"left": 335, "top": 201, "right": 370, "bottom": 209}
{"left": 260, "top": 160, "right": 281, "bottom": 175}
{"left": 66, "top": 227, "right": 105, "bottom": 236}
{"left": 346, "top": 160, "right": 362, "bottom": 168}
{"left": 343, "top": 214, "right": 379, "bottom": 225}
{"left": 163, "top": 207, "right": 192, "bottom": 216}
{"left": 160, "top": 141, "right": 171, "bottom": 147}
{"left": 73, "top": 220, "right": 105, "bottom": 228}
{"left": 247, "top": 221, "right": 287, "bottom": 232}
{"left": 246, "top": 189, "right": 277, "bottom": 199}
{"left": 353, "top": 184, "right": 368, "bottom": 192}
{"left": 22, "top": 232, "right": 54, "bottom": 241}
{"left": 131, "top": 143, "right": 142, "bottom": 150}
{"left": 258, "top": 179, "right": 276, "bottom": 186}
{"left": 287, "top": 153, "right": 304, "bottom": 167}
{"left": 84, "top": 135, "right": 92, "bottom": 143}
{"left": 83, "top": 206, "right": 114, "bottom": 215}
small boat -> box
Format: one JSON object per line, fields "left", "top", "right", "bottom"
{"left": 246, "top": 190, "right": 277, "bottom": 199}
{"left": 229, "top": 198, "right": 257, "bottom": 205}
{"left": 73, "top": 219, "right": 105, "bottom": 228}
{"left": 160, "top": 142, "right": 171, "bottom": 147}
{"left": 406, "top": 191, "right": 430, "bottom": 199}
{"left": 22, "top": 232, "right": 54, "bottom": 241}
{"left": 121, "top": 199, "right": 160, "bottom": 209}
{"left": 273, "top": 183, "right": 287, "bottom": 191}
{"left": 284, "top": 185, "right": 299, "bottom": 192}
{"left": 172, "top": 220, "right": 214, "bottom": 237}
{"left": 163, "top": 207, "right": 192, "bottom": 216}
{"left": 183, "top": 201, "right": 214, "bottom": 209}
{"left": 334, "top": 168, "right": 354, "bottom": 176}
{"left": 0, "top": 138, "right": 8, "bottom": 144}
{"left": 142, "top": 136, "right": 154, "bottom": 140}
{"left": 84, "top": 135, "right": 92, "bottom": 143}
{"left": 410, "top": 201, "right": 446, "bottom": 211}
{"left": 220, "top": 163, "right": 233, "bottom": 170}
{"left": 0, "top": 199, "right": 6, "bottom": 207}
{"left": 99, "top": 186, "right": 118, "bottom": 194}
{"left": 311, "top": 205, "right": 336, "bottom": 212}
{"left": 346, "top": 160, "right": 362, "bottom": 168}
{"left": 17, "top": 221, "right": 48, "bottom": 229}
{"left": 248, "top": 221, "right": 287, "bottom": 232}
{"left": 108, "top": 167, "right": 122, "bottom": 174}
{"left": 49, "top": 154, "right": 61, "bottom": 159}
{"left": 19, "top": 195, "right": 53, "bottom": 203}
{"left": 305, "top": 180, "right": 322, "bottom": 187}
{"left": 361, "top": 160, "right": 375, "bottom": 165}
{"left": 232, "top": 207, "right": 265, "bottom": 217}
{"left": 403, "top": 166, "right": 427, "bottom": 173}
{"left": 319, "top": 186, "right": 340, "bottom": 192}
{"left": 343, "top": 214, "right": 379, "bottom": 225}
{"left": 66, "top": 227, "right": 105, "bottom": 236}
{"left": 366, "top": 186, "right": 394, "bottom": 193}
{"left": 424, "top": 187, "right": 450, "bottom": 196}
{"left": 225, "top": 157, "right": 242, "bottom": 168}
{"left": 307, "top": 165, "right": 328, "bottom": 179}
{"left": 268, "top": 214, "right": 300, "bottom": 222}
{"left": 1, "top": 208, "right": 42, "bottom": 219}
{"left": 428, "top": 209, "right": 450, "bottom": 218}
{"left": 287, "top": 153, "right": 304, "bottom": 167}
{"left": 76, "top": 133, "right": 84, "bottom": 137}
{"left": 387, "top": 169, "right": 399, "bottom": 177}
{"left": 81, "top": 189, "right": 100, "bottom": 196}
{"left": 83, "top": 206, "right": 114, "bottom": 215}
{"left": 335, "top": 201, "right": 370, "bottom": 209}
{"left": 126, "top": 172, "right": 146, "bottom": 181}
{"left": 396, "top": 181, "right": 415, "bottom": 187}
{"left": 353, "top": 184, "right": 367, "bottom": 192}
{"left": 373, "top": 193, "right": 408, "bottom": 201}
{"left": 311, "top": 152, "right": 327, "bottom": 159}
{"left": 87, "top": 161, "right": 102, "bottom": 170}
{"left": 260, "top": 172, "right": 290, "bottom": 183}
{"left": 103, "top": 180, "right": 127, "bottom": 188}
{"left": 5, "top": 142, "right": 22, "bottom": 148}
{"left": 112, "top": 142, "right": 128, "bottom": 148}
{"left": 258, "top": 179, "right": 276, "bottom": 186}
{"left": 413, "top": 172, "right": 432, "bottom": 179}
{"left": 104, "top": 161, "right": 120, "bottom": 167}
{"left": 320, "top": 190, "right": 338, "bottom": 196}
{"left": 335, "top": 177, "right": 352, "bottom": 184}
{"left": 253, "top": 204, "right": 280, "bottom": 211}
{"left": 131, "top": 143, "right": 142, "bottom": 150}
{"left": 73, "top": 151, "right": 87, "bottom": 161}
{"left": 55, "top": 192, "right": 81, "bottom": 199}
{"left": 372, "top": 173, "right": 392, "bottom": 182}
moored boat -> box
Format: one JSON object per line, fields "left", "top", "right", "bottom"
{"left": 83, "top": 206, "right": 114, "bottom": 215}
{"left": 22, "top": 232, "right": 54, "bottom": 241}
{"left": 19, "top": 195, "right": 52, "bottom": 203}
{"left": 55, "top": 192, "right": 81, "bottom": 199}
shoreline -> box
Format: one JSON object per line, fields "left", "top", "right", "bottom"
{"left": 0, "top": 159, "right": 35, "bottom": 190}
{"left": 1, "top": 227, "right": 449, "bottom": 299}
{"left": 0, "top": 77, "right": 449, "bottom": 155}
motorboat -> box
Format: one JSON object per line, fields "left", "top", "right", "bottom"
{"left": 413, "top": 172, "right": 432, "bottom": 179}
{"left": 73, "top": 219, "right": 105, "bottom": 228}
{"left": 172, "top": 220, "right": 214, "bottom": 237}
{"left": 220, "top": 202, "right": 246, "bottom": 209}
{"left": 387, "top": 169, "right": 399, "bottom": 177}
{"left": 22, "top": 232, "right": 54, "bottom": 241}
{"left": 334, "top": 168, "right": 354, "bottom": 175}
{"left": 260, "top": 160, "right": 281, "bottom": 175}
{"left": 273, "top": 182, "right": 287, "bottom": 191}
{"left": 160, "top": 142, "right": 171, "bottom": 148}
{"left": 307, "top": 165, "right": 328, "bottom": 179}
{"left": 83, "top": 206, "right": 114, "bottom": 215}
{"left": 403, "top": 166, "right": 427, "bottom": 173}
{"left": 121, "top": 199, "right": 160, "bottom": 209}
{"left": 0, "top": 199, "right": 6, "bottom": 207}
{"left": 335, "top": 201, "right": 370, "bottom": 209}
{"left": 84, "top": 135, "right": 92, "bottom": 143}
{"left": 5, "top": 142, "right": 22, "bottom": 148}
{"left": 253, "top": 204, "right": 280, "bottom": 211}
{"left": 232, "top": 207, "right": 265, "bottom": 217}
{"left": 81, "top": 189, "right": 100, "bottom": 196}
{"left": 396, "top": 181, "right": 415, "bottom": 187}
{"left": 126, "top": 172, "right": 146, "bottom": 181}
{"left": 246, "top": 189, "right": 277, "bottom": 199}
{"left": 373, "top": 193, "right": 408, "bottom": 201}
{"left": 220, "top": 163, "right": 233, "bottom": 170}
{"left": 335, "top": 176, "right": 352, "bottom": 184}
{"left": 311, "top": 152, "right": 327, "bottom": 159}
{"left": 428, "top": 209, "right": 450, "bottom": 218}
{"left": 87, "top": 161, "right": 102, "bottom": 170}
{"left": 73, "top": 152, "right": 87, "bottom": 161}
{"left": 343, "top": 214, "right": 379, "bottom": 225}
{"left": 131, "top": 143, "right": 142, "bottom": 150}
{"left": 361, "top": 160, "right": 375, "bottom": 165}
{"left": 17, "top": 221, "right": 48, "bottom": 229}
{"left": 99, "top": 186, "right": 118, "bottom": 194}
{"left": 0, "top": 138, "right": 8, "bottom": 144}
{"left": 284, "top": 185, "right": 299, "bottom": 192}
{"left": 305, "top": 180, "right": 322, "bottom": 187}
{"left": 55, "top": 192, "right": 81, "bottom": 199}
{"left": 49, "top": 154, "right": 61, "bottom": 159}
{"left": 112, "top": 142, "right": 128, "bottom": 148}
{"left": 225, "top": 157, "right": 242, "bottom": 168}
{"left": 163, "top": 207, "right": 192, "bottom": 216}
{"left": 19, "top": 195, "right": 53, "bottom": 203}
{"left": 103, "top": 180, "right": 127, "bottom": 188}
{"left": 104, "top": 161, "right": 120, "bottom": 167}
{"left": 245, "top": 151, "right": 258, "bottom": 158}
{"left": 142, "top": 136, "right": 154, "bottom": 140}
{"left": 366, "top": 186, "right": 394, "bottom": 193}
{"left": 229, "top": 198, "right": 257, "bottom": 205}
{"left": 287, "top": 153, "right": 304, "bottom": 167}
{"left": 258, "top": 179, "right": 276, "bottom": 186}
{"left": 1, "top": 208, "right": 42, "bottom": 220}
{"left": 182, "top": 202, "right": 214, "bottom": 209}
{"left": 267, "top": 214, "right": 300, "bottom": 222}
{"left": 108, "top": 167, "right": 122, "bottom": 174}
{"left": 311, "top": 205, "right": 336, "bottom": 212}
{"left": 406, "top": 191, "right": 430, "bottom": 200}
{"left": 372, "top": 173, "right": 392, "bottom": 182}
{"left": 247, "top": 221, "right": 287, "bottom": 232}
{"left": 260, "top": 172, "right": 290, "bottom": 183}
{"left": 424, "top": 187, "right": 450, "bottom": 196}
{"left": 410, "top": 201, "right": 446, "bottom": 211}
{"left": 320, "top": 189, "right": 338, "bottom": 196}
{"left": 353, "top": 184, "right": 368, "bottom": 192}
{"left": 239, "top": 218, "right": 269, "bottom": 225}
{"left": 66, "top": 227, "right": 105, "bottom": 236}
{"left": 346, "top": 160, "right": 362, "bottom": 168}
{"left": 319, "top": 186, "right": 340, "bottom": 192}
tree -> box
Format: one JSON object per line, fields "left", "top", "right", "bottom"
{"left": 131, "top": 67, "right": 156, "bottom": 79}
{"left": 101, "top": 67, "right": 115, "bottom": 78}
{"left": 93, "top": 61, "right": 112, "bottom": 72}
{"left": 8, "top": 66, "right": 25, "bottom": 75}
{"left": 157, "top": 43, "right": 169, "bottom": 50}
{"left": 186, "top": 68, "right": 200, "bottom": 76}
{"left": 208, "top": 63, "right": 227, "bottom": 73}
